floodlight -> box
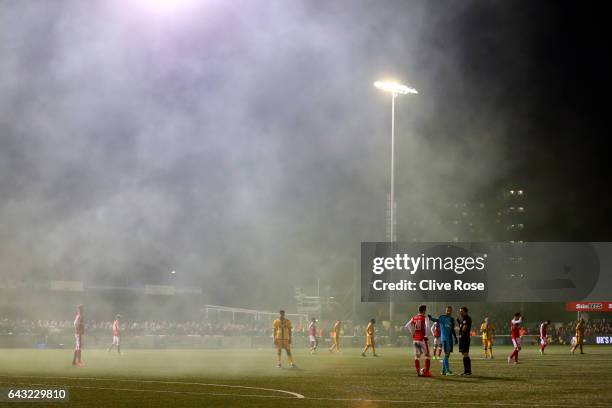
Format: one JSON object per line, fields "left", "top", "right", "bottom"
{"left": 374, "top": 81, "right": 418, "bottom": 95}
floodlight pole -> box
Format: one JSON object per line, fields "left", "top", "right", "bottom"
{"left": 374, "top": 81, "right": 417, "bottom": 323}
{"left": 389, "top": 92, "right": 396, "bottom": 324}
{"left": 390, "top": 93, "right": 396, "bottom": 244}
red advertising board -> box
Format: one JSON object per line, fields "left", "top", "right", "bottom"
{"left": 565, "top": 302, "right": 612, "bottom": 312}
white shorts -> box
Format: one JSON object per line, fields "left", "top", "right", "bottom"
{"left": 75, "top": 334, "right": 82, "bottom": 351}
{"left": 433, "top": 337, "right": 441, "bottom": 346}
{"left": 413, "top": 340, "right": 430, "bottom": 358}
{"left": 512, "top": 337, "right": 521, "bottom": 349}
{"left": 112, "top": 335, "right": 120, "bottom": 346}
{"left": 309, "top": 335, "right": 316, "bottom": 343}
{"left": 540, "top": 336, "right": 546, "bottom": 346}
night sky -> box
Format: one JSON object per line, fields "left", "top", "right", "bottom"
{"left": 476, "top": 1, "right": 609, "bottom": 241}
{"left": 0, "top": 1, "right": 609, "bottom": 308}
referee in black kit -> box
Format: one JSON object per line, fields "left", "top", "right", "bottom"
{"left": 458, "top": 306, "right": 472, "bottom": 375}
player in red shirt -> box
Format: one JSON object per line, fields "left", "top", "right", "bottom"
{"left": 507, "top": 312, "right": 523, "bottom": 364}
{"left": 72, "top": 304, "right": 85, "bottom": 366}
{"left": 539, "top": 320, "right": 551, "bottom": 355}
{"left": 308, "top": 318, "right": 318, "bottom": 354}
{"left": 107, "top": 314, "right": 122, "bottom": 355}
{"left": 405, "top": 304, "right": 432, "bottom": 377}
{"left": 431, "top": 321, "right": 442, "bottom": 359}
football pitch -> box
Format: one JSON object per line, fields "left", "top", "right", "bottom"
{"left": 0, "top": 346, "right": 611, "bottom": 407}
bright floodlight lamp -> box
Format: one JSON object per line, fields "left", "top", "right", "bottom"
{"left": 127, "top": 0, "right": 198, "bottom": 18}
{"left": 374, "top": 81, "right": 418, "bottom": 95}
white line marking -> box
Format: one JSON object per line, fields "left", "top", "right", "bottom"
{"left": 0, "top": 375, "right": 304, "bottom": 399}
{"left": 0, "top": 381, "right": 298, "bottom": 400}
{"left": 1, "top": 374, "right": 610, "bottom": 407}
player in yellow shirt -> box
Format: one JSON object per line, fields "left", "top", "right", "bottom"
{"left": 480, "top": 317, "right": 495, "bottom": 359}
{"left": 329, "top": 320, "right": 342, "bottom": 353}
{"left": 361, "top": 318, "right": 378, "bottom": 357}
{"left": 273, "top": 310, "right": 296, "bottom": 368}
{"left": 570, "top": 318, "right": 585, "bottom": 355}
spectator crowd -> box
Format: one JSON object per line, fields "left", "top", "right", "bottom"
{"left": 0, "top": 318, "right": 273, "bottom": 337}
{"left": 2, "top": 317, "right": 610, "bottom": 343}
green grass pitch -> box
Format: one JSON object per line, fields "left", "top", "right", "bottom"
{"left": 0, "top": 345, "right": 611, "bottom": 407}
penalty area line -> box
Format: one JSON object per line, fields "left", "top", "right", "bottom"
{"left": 0, "top": 376, "right": 304, "bottom": 399}
{"left": 0, "top": 381, "right": 298, "bottom": 400}
{"left": 3, "top": 375, "right": 610, "bottom": 407}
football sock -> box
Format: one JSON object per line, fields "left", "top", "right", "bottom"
{"left": 463, "top": 356, "right": 471, "bottom": 373}
{"left": 425, "top": 358, "right": 431, "bottom": 372}
{"left": 414, "top": 359, "right": 420, "bottom": 374}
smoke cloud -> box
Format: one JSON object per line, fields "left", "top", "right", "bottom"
{"left": 1, "top": 1, "right": 540, "bottom": 309}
